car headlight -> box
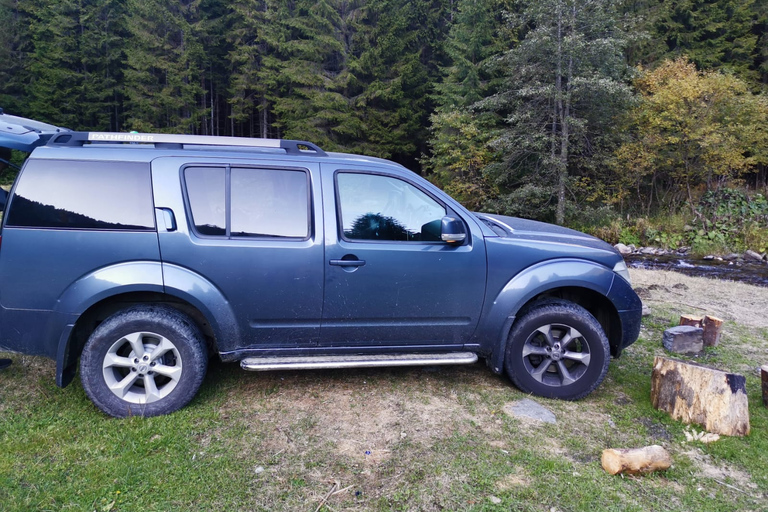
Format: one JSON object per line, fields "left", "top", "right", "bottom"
{"left": 613, "top": 260, "right": 631, "bottom": 284}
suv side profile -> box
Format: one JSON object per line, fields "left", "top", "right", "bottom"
{"left": 0, "top": 112, "right": 642, "bottom": 418}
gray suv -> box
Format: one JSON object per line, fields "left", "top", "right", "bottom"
{"left": 0, "top": 111, "right": 642, "bottom": 417}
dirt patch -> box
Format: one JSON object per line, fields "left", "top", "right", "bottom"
{"left": 630, "top": 268, "right": 768, "bottom": 328}
{"left": 495, "top": 471, "right": 531, "bottom": 490}
{"left": 682, "top": 449, "right": 757, "bottom": 491}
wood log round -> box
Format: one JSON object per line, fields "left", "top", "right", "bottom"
{"left": 651, "top": 356, "right": 750, "bottom": 436}
{"left": 601, "top": 445, "right": 672, "bottom": 475}
{"left": 762, "top": 365, "right": 768, "bottom": 408}
{"left": 679, "top": 315, "right": 703, "bottom": 328}
{"left": 702, "top": 315, "right": 724, "bottom": 347}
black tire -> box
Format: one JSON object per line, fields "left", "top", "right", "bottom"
{"left": 80, "top": 305, "right": 208, "bottom": 418}
{"left": 505, "top": 302, "right": 610, "bottom": 400}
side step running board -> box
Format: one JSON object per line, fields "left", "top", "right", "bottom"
{"left": 240, "top": 352, "right": 478, "bottom": 372}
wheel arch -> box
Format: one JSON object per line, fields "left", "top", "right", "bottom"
{"left": 479, "top": 259, "right": 622, "bottom": 375}
{"left": 56, "top": 290, "right": 221, "bottom": 388}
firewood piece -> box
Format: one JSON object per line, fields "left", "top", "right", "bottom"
{"left": 662, "top": 325, "right": 703, "bottom": 354}
{"left": 762, "top": 365, "right": 768, "bottom": 408}
{"left": 679, "top": 314, "right": 703, "bottom": 328}
{"left": 601, "top": 445, "right": 672, "bottom": 475}
{"left": 651, "top": 356, "right": 750, "bottom": 436}
{"left": 702, "top": 315, "right": 724, "bottom": 347}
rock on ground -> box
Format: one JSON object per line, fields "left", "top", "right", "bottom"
{"left": 504, "top": 398, "right": 557, "bottom": 424}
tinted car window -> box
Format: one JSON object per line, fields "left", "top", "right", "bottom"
{"left": 6, "top": 159, "right": 155, "bottom": 230}
{"left": 231, "top": 168, "right": 309, "bottom": 238}
{"left": 337, "top": 172, "right": 446, "bottom": 242}
{"left": 185, "top": 167, "right": 226, "bottom": 236}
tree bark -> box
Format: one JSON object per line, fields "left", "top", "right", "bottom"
{"left": 651, "top": 356, "right": 750, "bottom": 436}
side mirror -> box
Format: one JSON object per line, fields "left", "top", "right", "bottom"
{"left": 440, "top": 216, "right": 466, "bottom": 244}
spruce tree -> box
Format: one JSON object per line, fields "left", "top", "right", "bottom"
{"left": 657, "top": 0, "right": 759, "bottom": 84}
{"left": 483, "top": 0, "right": 633, "bottom": 224}
{"left": 123, "top": 0, "right": 208, "bottom": 133}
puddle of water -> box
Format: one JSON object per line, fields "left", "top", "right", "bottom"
{"left": 626, "top": 254, "right": 768, "bottom": 288}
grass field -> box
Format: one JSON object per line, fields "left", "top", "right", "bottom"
{"left": 1, "top": 269, "right": 767, "bottom": 511}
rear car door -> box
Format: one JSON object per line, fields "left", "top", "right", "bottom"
{"left": 319, "top": 165, "right": 487, "bottom": 348}
{"left": 152, "top": 157, "right": 325, "bottom": 351}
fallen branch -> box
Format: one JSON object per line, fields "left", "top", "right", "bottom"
{"left": 314, "top": 481, "right": 340, "bottom": 512}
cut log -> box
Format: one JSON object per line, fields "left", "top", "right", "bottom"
{"left": 651, "top": 356, "right": 750, "bottom": 436}
{"left": 601, "top": 445, "right": 672, "bottom": 475}
{"left": 679, "top": 315, "right": 703, "bottom": 328}
{"left": 702, "top": 315, "right": 724, "bottom": 347}
{"left": 662, "top": 325, "right": 703, "bottom": 354}
{"left": 762, "top": 365, "right": 768, "bottom": 408}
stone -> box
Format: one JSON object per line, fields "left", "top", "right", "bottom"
{"left": 723, "top": 253, "right": 740, "bottom": 261}
{"left": 614, "top": 243, "right": 632, "bottom": 255}
{"left": 640, "top": 247, "right": 656, "bottom": 255}
{"left": 503, "top": 398, "right": 557, "bottom": 424}
{"left": 642, "top": 304, "right": 651, "bottom": 316}
{"left": 662, "top": 325, "right": 703, "bottom": 354}
{"left": 651, "top": 356, "right": 750, "bottom": 436}
{"left": 744, "top": 250, "right": 764, "bottom": 262}
{"left": 703, "top": 255, "right": 715, "bottom": 261}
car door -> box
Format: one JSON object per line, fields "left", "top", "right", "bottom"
{"left": 320, "top": 165, "right": 487, "bottom": 348}
{"left": 152, "top": 156, "right": 325, "bottom": 351}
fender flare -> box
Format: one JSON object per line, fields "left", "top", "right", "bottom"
{"left": 476, "top": 258, "right": 616, "bottom": 374}
{"left": 51, "top": 261, "right": 240, "bottom": 387}
{"left": 52, "top": 261, "right": 165, "bottom": 387}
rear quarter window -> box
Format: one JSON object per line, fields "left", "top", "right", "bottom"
{"left": 5, "top": 159, "right": 155, "bottom": 230}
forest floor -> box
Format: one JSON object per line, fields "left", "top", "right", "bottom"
{"left": 1, "top": 269, "right": 767, "bottom": 511}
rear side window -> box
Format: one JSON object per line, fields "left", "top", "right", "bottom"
{"left": 184, "top": 166, "right": 310, "bottom": 239}
{"left": 6, "top": 159, "right": 155, "bottom": 230}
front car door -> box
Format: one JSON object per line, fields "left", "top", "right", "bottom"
{"left": 320, "top": 165, "right": 487, "bottom": 349}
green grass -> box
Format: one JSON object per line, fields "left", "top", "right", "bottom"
{"left": 1, "top": 307, "right": 767, "bottom": 511}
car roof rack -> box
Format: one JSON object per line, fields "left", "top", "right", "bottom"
{"left": 46, "top": 131, "right": 327, "bottom": 156}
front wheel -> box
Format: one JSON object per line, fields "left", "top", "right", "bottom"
{"left": 505, "top": 302, "right": 610, "bottom": 400}
{"left": 80, "top": 305, "right": 208, "bottom": 418}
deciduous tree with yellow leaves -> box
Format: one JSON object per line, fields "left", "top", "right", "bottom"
{"left": 614, "top": 57, "right": 768, "bottom": 214}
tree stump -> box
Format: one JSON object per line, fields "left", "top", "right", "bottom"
{"left": 762, "top": 365, "right": 768, "bottom": 408}
{"left": 702, "top": 315, "right": 724, "bottom": 347}
{"left": 679, "top": 314, "right": 703, "bottom": 328}
{"left": 601, "top": 445, "right": 672, "bottom": 475}
{"left": 651, "top": 356, "right": 750, "bottom": 436}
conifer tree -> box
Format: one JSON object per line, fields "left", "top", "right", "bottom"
{"left": 22, "top": 0, "right": 125, "bottom": 130}
{"left": 657, "top": 0, "right": 759, "bottom": 84}
{"left": 123, "top": 0, "right": 208, "bottom": 133}
{"left": 423, "top": 0, "right": 511, "bottom": 208}
{"left": 483, "top": 0, "right": 632, "bottom": 224}
{"left": 0, "top": 0, "right": 30, "bottom": 115}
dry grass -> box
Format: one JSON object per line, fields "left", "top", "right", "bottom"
{"left": 630, "top": 268, "right": 768, "bottom": 328}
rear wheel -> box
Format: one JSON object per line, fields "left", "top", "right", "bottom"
{"left": 505, "top": 302, "right": 610, "bottom": 400}
{"left": 80, "top": 305, "right": 208, "bottom": 418}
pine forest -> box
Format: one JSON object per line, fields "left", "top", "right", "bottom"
{"left": 2, "top": 0, "right": 768, "bottom": 253}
